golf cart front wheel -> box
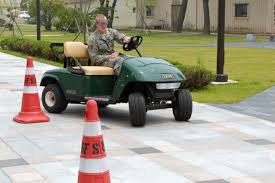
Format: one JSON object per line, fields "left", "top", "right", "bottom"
{"left": 42, "top": 84, "right": 68, "bottom": 113}
{"left": 128, "top": 92, "right": 146, "bottom": 127}
{"left": 172, "top": 89, "right": 192, "bottom": 121}
{"left": 97, "top": 102, "right": 109, "bottom": 108}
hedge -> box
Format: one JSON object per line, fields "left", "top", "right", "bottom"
{"left": 0, "top": 37, "right": 55, "bottom": 60}
{"left": 176, "top": 64, "right": 214, "bottom": 89}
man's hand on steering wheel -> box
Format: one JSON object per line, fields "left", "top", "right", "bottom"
{"left": 123, "top": 36, "right": 131, "bottom": 43}
{"left": 123, "top": 36, "right": 143, "bottom": 51}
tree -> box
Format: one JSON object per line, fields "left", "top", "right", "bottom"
{"left": 96, "top": 0, "right": 117, "bottom": 28}
{"left": 174, "top": 0, "right": 188, "bottom": 33}
{"left": 28, "top": 0, "right": 63, "bottom": 31}
{"left": 20, "top": 0, "right": 31, "bottom": 11}
{"left": 203, "top": 0, "right": 210, "bottom": 35}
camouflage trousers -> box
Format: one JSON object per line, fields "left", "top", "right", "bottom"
{"left": 101, "top": 55, "right": 129, "bottom": 75}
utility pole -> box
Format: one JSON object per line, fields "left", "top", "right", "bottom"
{"left": 216, "top": 0, "right": 228, "bottom": 82}
{"left": 36, "top": 0, "right": 41, "bottom": 40}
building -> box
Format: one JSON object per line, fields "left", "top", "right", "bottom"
{"left": 64, "top": 0, "right": 137, "bottom": 27}
{"left": 138, "top": 0, "right": 275, "bottom": 34}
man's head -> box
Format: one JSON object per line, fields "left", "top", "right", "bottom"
{"left": 95, "top": 14, "right": 108, "bottom": 33}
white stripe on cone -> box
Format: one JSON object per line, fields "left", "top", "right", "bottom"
{"left": 79, "top": 157, "right": 109, "bottom": 174}
{"left": 83, "top": 122, "right": 103, "bottom": 136}
{"left": 24, "top": 86, "right": 38, "bottom": 94}
{"left": 25, "top": 68, "right": 35, "bottom": 75}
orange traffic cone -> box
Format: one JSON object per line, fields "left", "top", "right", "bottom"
{"left": 13, "top": 57, "right": 49, "bottom": 124}
{"left": 78, "top": 100, "right": 111, "bottom": 183}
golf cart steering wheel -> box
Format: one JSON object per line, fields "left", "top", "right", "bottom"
{"left": 123, "top": 36, "right": 143, "bottom": 51}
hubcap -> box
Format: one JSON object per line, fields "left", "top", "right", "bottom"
{"left": 45, "top": 91, "right": 56, "bottom": 107}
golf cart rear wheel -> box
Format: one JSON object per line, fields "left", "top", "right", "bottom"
{"left": 128, "top": 92, "right": 146, "bottom": 127}
{"left": 172, "top": 89, "right": 192, "bottom": 121}
{"left": 42, "top": 84, "right": 68, "bottom": 113}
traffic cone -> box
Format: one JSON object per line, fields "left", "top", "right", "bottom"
{"left": 78, "top": 100, "right": 111, "bottom": 183}
{"left": 13, "top": 57, "right": 49, "bottom": 124}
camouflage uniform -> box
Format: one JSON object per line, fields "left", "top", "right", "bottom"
{"left": 88, "top": 28, "right": 128, "bottom": 75}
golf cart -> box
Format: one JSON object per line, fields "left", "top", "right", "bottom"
{"left": 40, "top": 36, "right": 192, "bottom": 126}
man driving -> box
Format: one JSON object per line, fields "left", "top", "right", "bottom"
{"left": 88, "top": 14, "right": 131, "bottom": 75}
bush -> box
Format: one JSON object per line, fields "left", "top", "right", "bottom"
{"left": 176, "top": 64, "right": 214, "bottom": 89}
{"left": 52, "top": 18, "right": 63, "bottom": 31}
{"left": 0, "top": 37, "right": 56, "bottom": 61}
{"left": 0, "top": 18, "right": 6, "bottom": 27}
{"left": 6, "top": 23, "right": 13, "bottom": 31}
{"left": 27, "top": 17, "right": 36, "bottom": 24}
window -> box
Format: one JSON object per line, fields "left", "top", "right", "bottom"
{"left": 235, "top": 4, "right": 248, "bottom": 17}
{"left": 146, "top": 6, "right": 154, "bottom": 16}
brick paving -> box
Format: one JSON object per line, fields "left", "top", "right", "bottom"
{"left": 0, "top": 52, "right": 275, "bottom": 183}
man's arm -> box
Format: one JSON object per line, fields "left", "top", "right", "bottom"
{"left": 88, "top": 38, "right": 110, "bottom": 65}
{"left": 112, "top": 29, "right": 126, "bottom": 44}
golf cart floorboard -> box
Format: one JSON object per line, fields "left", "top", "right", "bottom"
{"left": 85, "top": 96, "right": 111, "bottom": 102}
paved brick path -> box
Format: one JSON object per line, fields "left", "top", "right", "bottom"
{"left": 0, "top": 52, "right": 275, "bottom": 183}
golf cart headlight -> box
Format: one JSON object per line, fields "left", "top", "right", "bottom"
{"left": 156, "top": 83, "right": 181, "bottom": 90}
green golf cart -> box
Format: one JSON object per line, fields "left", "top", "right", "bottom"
{"left": 40, "top": 36, "right": 192, "bottom": 126}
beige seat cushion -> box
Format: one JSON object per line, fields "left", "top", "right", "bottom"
{"left": 73, "top": 66, "right": 115, "bottom": 75}
{"left": 64, "top": 42, "right": 89, "bottom": 58}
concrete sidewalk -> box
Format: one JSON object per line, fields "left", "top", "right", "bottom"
{"left": 1, "top": 52, "right": 275, "bottom": 183}
{"left": 213, "top": 87, "right": 275, "bottom": 123}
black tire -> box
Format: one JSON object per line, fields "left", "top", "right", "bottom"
{"left": 172, "top": 89, "right": 192, "bottom": 121}
{"left": 97, "top": 102, "right": 109, "bottom": 108}
{"left": 42, "top": 84, "right": 68, "bottom": 113}
{"left": 128, "top": 92, "right": 146, "bottom": 127}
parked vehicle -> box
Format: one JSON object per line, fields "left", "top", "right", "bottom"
{"left": 18, "top": 11, "right": 30, "bottom": 19}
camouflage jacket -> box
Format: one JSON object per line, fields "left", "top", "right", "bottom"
{"left": 88, "top": 28, "right": 125, "bottom": 65}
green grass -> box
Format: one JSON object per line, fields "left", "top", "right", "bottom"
{"left": 0, "top": 24, "right": 274, "bottom": 104}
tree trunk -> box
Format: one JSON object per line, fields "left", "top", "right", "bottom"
{"left": 105, "top": 0, "right": 109, "bottom": 17}
{"left": 108, "top": 0, "right": 117, "bottom": 28}
{"left": 99, "top": 0, "right": 104, "bottom": 7}
{"left": 175, "top": 0, "right": 188, "bottom": 33}
{"left": 203, "top": 0, "right": 210, "bottom": 35}
{"left": 45, "top": 17, "right": 52, "bottom": 31}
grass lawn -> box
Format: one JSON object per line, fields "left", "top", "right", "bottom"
{"left": 0, "top": 24, "right": 274, "bottom": 104}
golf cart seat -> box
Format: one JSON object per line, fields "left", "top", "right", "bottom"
{"left": 64, "top": 42, "right": 115, "bottom": 76}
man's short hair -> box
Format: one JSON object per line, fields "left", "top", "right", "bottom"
{"left": 96, "top": 14, "right": 107, "bottom": 22}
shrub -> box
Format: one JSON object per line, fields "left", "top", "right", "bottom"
{"left": 0, "top": 37, "right": 56, "bottom": 61}
{"left": 6, "top": 23, "right": 13, "bottom": 31}
{"left": 176, "top": 64, "right": 214, "bottom": 90}
{"left": 0, "top": 18, "right": 6, "bottom": 27}
{"left": 52, "top": 18, "right": 63, "bottom": 31}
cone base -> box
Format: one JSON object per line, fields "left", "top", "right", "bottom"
{"left": 13, "top": 111, "right": 50, "bottom": 124}
{"left": 78, "top": 171, "right": 110, "bottom": 183}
